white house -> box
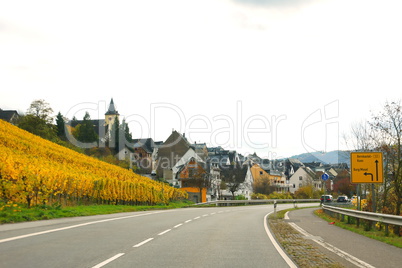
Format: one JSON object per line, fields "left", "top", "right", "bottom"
{"left": 288, "top": 166, "right": 320, "bottom": 194}
{"left": 220, "top": 164, "right": 254, "bottom": 200}
{"left": 172, "top": 148, "right": 205, "bottom": 187}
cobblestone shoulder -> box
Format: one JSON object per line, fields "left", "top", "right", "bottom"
{"left": 268, "top": 217, "right": 344, "bottom": 268}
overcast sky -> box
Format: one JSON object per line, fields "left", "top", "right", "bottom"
{"left": 1, "top": 0, "right": 401, "bottom": 159}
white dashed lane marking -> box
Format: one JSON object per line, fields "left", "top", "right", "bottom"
{"left": 92, "top": 253, "right": 125, "bottom": 268}
{"left": 94, "top": 210, "right": 229, "bottom": 267}
{"left": 133, "top": 238, "right": 154, "bottom": 248}
{"left": 158, "top": 229, "right": 171, "bottom": 236}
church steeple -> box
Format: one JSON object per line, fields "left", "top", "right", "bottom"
{"left": 105, "top": 98, "right": 119, "bottom": 115}
{"left": 105, "top": 98, "right": 119, "bottom": 128}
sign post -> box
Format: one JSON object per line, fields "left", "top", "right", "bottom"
{"left": 321, "top": 173, "right": 329, "bottom": 195}
{"left": 350, "top": 152, "right": 383, "bottom": 212}
{"left": 350, "top": 152, "right": 383, "bottom": 183}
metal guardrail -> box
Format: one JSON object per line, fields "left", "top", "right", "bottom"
{"left": 322, "top": 204, "right": 402, "bottom": 226}
{"left": 195, "top": 199, "right": 320, "bottom": 206}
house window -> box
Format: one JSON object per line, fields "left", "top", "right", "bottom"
{"left": 299, "top": 176, "right": 303, "bottom": 181}
{"left": 259, "top": 171, "right": 263, "bottom": 175}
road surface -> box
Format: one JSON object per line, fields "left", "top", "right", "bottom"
{"left": 0, "top": 203, "right": 305, "bottom": 268}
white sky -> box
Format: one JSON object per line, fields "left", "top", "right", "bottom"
{"left": 1, "top": 0, "right": 402, "bottom": 159}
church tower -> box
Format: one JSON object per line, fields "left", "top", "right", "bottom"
{"left": 105, "top": 98, "right": 119, "bottom": 131}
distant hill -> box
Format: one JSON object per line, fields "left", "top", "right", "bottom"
{"left": 290, "top": 150, "right": 351, "bottom": 164}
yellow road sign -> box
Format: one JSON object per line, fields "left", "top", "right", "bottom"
{"left": 350, "top": 152, "right": 383, "bottom": 183}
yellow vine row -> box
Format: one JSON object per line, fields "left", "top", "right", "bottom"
{"left": 0, "top": 119, "right": 187, "bottom": 207}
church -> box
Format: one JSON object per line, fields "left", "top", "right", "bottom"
{"left": 69, "top": 98, "right": 120, "bottom": 141}
{"left": 69, "top": 98, "right": 159, "bottom": 175}
{"left": 104, "top": 98, "right": 120, "bottom": 133}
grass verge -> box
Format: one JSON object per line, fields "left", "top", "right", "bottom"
{"left": 0, "top": 201, "right": 194, "bottom": 224}
{"left": 314, "top": 208, "right": 402, "bottom": 248}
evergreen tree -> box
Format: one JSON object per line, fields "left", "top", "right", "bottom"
{"left": 56, "top": 112, "right": 66, "bottom": 138}
{"left": 75, "top": 112, "right": 98, "bottom": 143}
{"left": 71, "top": 116, "right": 78, "bottom": 125}
{"left": 109, "top": 117, "right": 120, "bottom": 153}
{"left": 122, "top": 119, "right": 133, "bottom": 143}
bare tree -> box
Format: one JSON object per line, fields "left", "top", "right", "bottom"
{"left": 221, "top": 165, "right": 247, "bottom": 199}
{"left": 370, "top": 101, "right": 402, "bottom": 232}
{"left": 345, "top": 119, "right": 378, "bottom": 210}
{"left": 345, "top": 120, "right": 375, "bottom": 151}
{"left": 253, "top": 173, "right": 275, "bottom": 196}
{"left": 27, "top": 99, "right": 54, "bottom": 124}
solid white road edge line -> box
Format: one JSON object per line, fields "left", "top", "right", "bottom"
{"left": 0, "top": 211, "right": 168, "bottom": 244}
{"left": 284, "top": 212, "right": 375, "bottom": 268}
{"left": 92, "top": 253, "right": 125, "bottom": 268}
{"left": 133, "top": 238, "right": 154, "bottom": 248}
{"left": 264, "top": 212, "right": 297, "bottom": 268}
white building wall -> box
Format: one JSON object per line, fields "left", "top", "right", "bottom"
{"left": 288, "top": 167, "right": 310, "bottom": 194}
{"left": 239, "top": 166, "right": 254, "bottom": 200}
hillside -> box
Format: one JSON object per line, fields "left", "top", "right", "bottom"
{"left": 0, "top": 120, "right": 187, "bottom": 207}
{"left": 289, "top": 150, "right": 351, "bottom": 164}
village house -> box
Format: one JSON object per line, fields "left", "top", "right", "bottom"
{"left": 207, "top": 160, "right": 221, "bottom": 201}
{"left": 248, "top": 163, "right": 290, "bottom": 193}
{"left": 286, "top": 159, "right": 322, "bottom": 194}
{"left": 175, "top": 157, "right": 208, "bottom": 203}
{"left": 218, "top": 164, "right": 250, "bottom": 200}
{"left": 0, "top": 109, "right": 20, "bottom": 125}
{"left": 155, "top": 130, "right": 191, "bottom": 180}
{"left": 117, "top": 138, "right": 159, "bottom": 175}
{"left": 172, "top": 148, "right": 205, "bottom": 187}
{"left": 191, "top": 142, "right": 208, "bottom": 161}
{"left": 206, "top": 147, "right": 244, "bottom": 199}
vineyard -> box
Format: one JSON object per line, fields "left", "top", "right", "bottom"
{"left": 0, "top": 120, "right": 187, "bottom": 208}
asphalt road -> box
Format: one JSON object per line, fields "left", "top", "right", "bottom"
{"left": 0, "top": 204, "right": 305, "bottom": 268}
